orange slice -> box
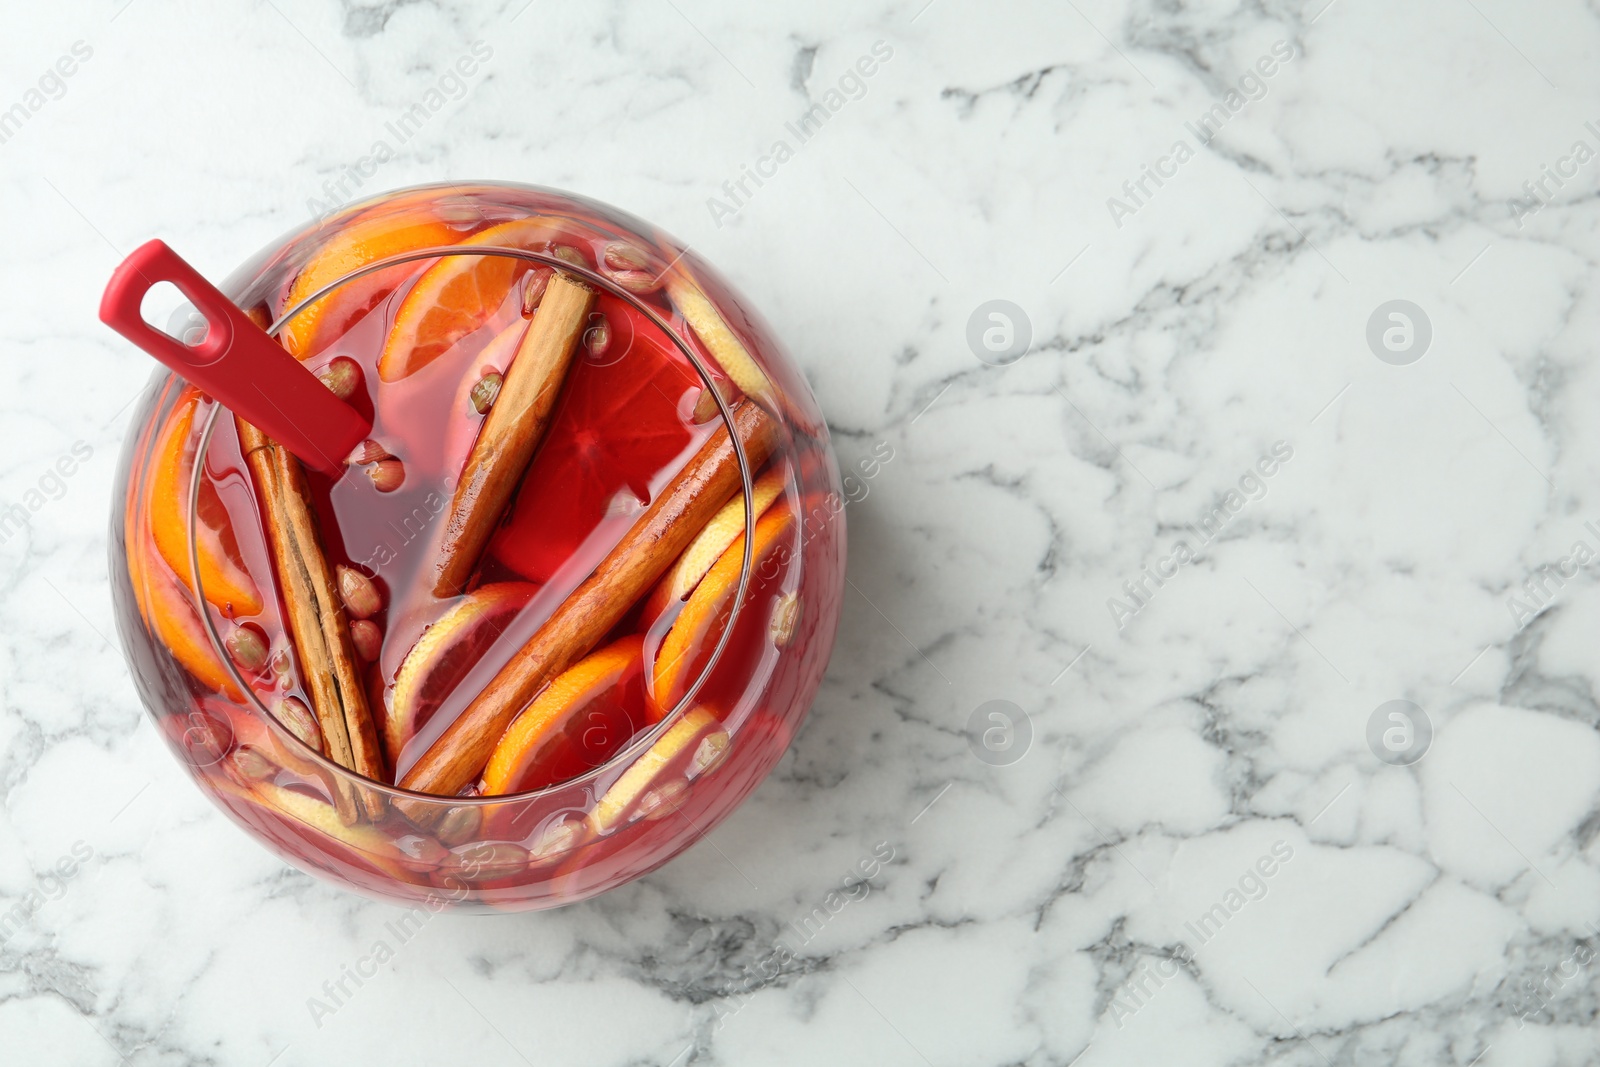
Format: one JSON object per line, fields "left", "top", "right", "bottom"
{"left": 651, "top": 505, "right": 794, "bottom": 710}
{"left": 376, "top": 217, "right": 580, "bottom": 382}
{"left": 586, "top": 707, "right": 729, "bottom": 836}
{"left": 481, "top": 636, "right": 648, "bottom": 796}
{"left": 641, "top": 467, "right": 787, "bottom": 625}
{"left": 148, "top": 391, "right": 263, "bottom": 616}
{"left": 123, "top": 385, "right": 238, "bottom": 698}
{"left": 387, "top": 583, "right": 536, "bottom": 762}
{"left": 279, "top": 209, "right": 462, "bottom": 358}
{"left": 665, "top": 272, "right": 777, "bottom": 410}
{"left": 211, "top": 776, "right": 410, "bottom": 880}
{"left": 126, "top": 523, "right": 243, "bottom": 701}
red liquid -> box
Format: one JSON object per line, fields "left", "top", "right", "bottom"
{"left": 111, "top": 183, "right": 845, "bottom": 909}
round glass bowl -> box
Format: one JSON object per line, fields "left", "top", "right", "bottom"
{"left": 109, "top": 182, "right": 845, "bottom": 910}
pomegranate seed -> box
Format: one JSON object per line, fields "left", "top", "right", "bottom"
{"left": 604, "top": 242, "right": 651, "bottom": 271}
{"left": 229, "top": 745, "right": 277, "bottom": 781}
{"left": 551, "top": 245, "right": 588, "bottom": 269}
{"left": 275, "top": 697, "right": 323, "bottom": 754}
{"left": 522, "top": 267, "right": 552, "bottom": 315}
{"left": 316, "top": 357, "right": 363, "bottom": 400}
{"left": 434, "top": 806, "right": 483, "bottom": 847}
{"left": 368, "top": 459, "right": 405, "bottom": 493}
{"left": 689, "top": 730, "right": 731, "bottom": 778}
{"left": 336, "top": 565, "right": 383, "bottom": 619}
{"left": 584, "top": 318, "right": 611, "bottom": 360}
{"left": 349, "top": 619, "right": 382, "bottom": 661}
{"left": 605, "top": 268, "right": 660, "bottom": 294}
{"left": 770, "top": 592, "right": 801, "bottom": 647}
{"left": 528, "top": 818, "right": 582, "bottom": 862}
{"left": 225, "top": 623, "right": 269, "bottom": 673}
{"left": 347, "top": 439, "right": 391, "bottom": 466}
{"left": 637, "top": 779, "right": 688, "bottom": 821}
{"left": 470, "top": 372, "right": 503, "bottom": 415}
{"left": 454, "top": 841, "right": 531, "bottom": 881}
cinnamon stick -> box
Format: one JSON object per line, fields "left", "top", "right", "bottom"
{"left": 433, "top": 272, "right": 596, "bottom": 596}
{"left": 400, "top": 401, "right": 779, "bottom": 798}
{"left": 239, "top": 418, "right": 387, "bottom": 817}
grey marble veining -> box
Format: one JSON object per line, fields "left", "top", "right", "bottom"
{"left": 4, "top": 1, "right": 1600, "bottom": 1064}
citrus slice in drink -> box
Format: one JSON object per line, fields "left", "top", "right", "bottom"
{"left": 147, "top": 390, "right": 262, "bottom": 616}
{"left": 279, "top": 209, "right": 462, "bottom": 358}
{"left": 387, "top": 582, "right": 536, "bottom": 762}
{"left": 490, "top": 297, "right": 702, "bottom": 584}
{"left": 586, "top": 706, "right": 730, "bottom": 836}
{"left": 481, "top": 636, "right": 649, "bottom": 796}
{"left": 665, "top": 271, "right": 776, "bottom": 410}
{"left": 211, "top": 776, "right": 410, "bottom": 880}
{"left": 376, "top": 217, "right": 587, "bottom": 382}
{"left": 126, "top": 521, "right": 243, "bottom": 701}
{"left": 651, "top": 505, "right": 794, "bottom": 711}
{"left": 640, "top": 466, "right": 788, "bottom": 626}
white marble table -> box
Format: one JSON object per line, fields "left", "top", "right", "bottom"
{"left": 4, "top": 1, "right": 1600, "bottom": 1064}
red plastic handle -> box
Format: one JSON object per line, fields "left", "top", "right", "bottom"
{"left": 99, "top": 240, "right": 370, "bottom": 474}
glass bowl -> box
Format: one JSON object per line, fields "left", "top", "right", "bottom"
{"left": 109, "top": 181, "right": 845, "bottom": 910}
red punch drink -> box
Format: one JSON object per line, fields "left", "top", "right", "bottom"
{"left": 109, "top": 183, "right": 844, "bottom": 909}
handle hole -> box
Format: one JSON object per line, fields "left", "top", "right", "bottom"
{"left": 140, "top": 283, "right": 211, "bottom": 347}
